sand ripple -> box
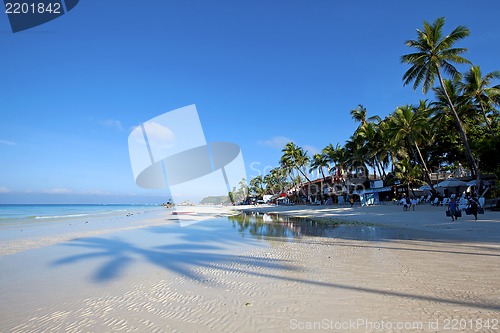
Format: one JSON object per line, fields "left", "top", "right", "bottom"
{"left": 6, "top": 235, "right": 500, "bottom": 332}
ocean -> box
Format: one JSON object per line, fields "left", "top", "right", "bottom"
{"left": 0, "top": 204, "right": 164, "bottom": 227}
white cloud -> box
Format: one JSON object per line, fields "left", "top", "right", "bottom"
{"left": 42, "top": 188, "right": 74, "bottom": 194}
{"left": 101, "top": 119, "right": 123, "bottom": 131}
{"left": 257, "top": 136, "right": 293, "bottom": 149}
{"left": 0, "top": 187, "right": 11, "bottom": 193}
{"left": 35, "top": 188, "right": 117, "bottom": 196}
{"left": 143, "top": 121, "right": 176, "bottom": 151}
{"left": 0, "top": 140, "right": 16, "bottom": 146}
{"left": 82, "top": 189, "right": 112, "bottom": 196}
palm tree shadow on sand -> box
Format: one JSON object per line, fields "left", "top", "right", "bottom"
{"left": 51, "top": 227, "right": 296, "bottom": 283}
{"left": 51, "top": 217, "right": 500, "bottom": 311}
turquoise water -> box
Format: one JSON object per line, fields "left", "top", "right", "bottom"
{"left": 0, "top": 204, "right": 163, "bottom": 226}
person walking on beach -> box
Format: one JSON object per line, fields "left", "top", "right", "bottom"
{"left": 468, "top": 197, "right": 479, "bottom": 221}
{"left": 448, "top": 197, "right": 458, "bottom": 221}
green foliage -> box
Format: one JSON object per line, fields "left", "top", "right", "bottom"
{"left": 281, "top": 142, "right": 311, "bottom": 183}
{"left": 228, "top": 178, "right": 249, "bottom": 204}
{"left": 472, "top": 133, "right": 500, "bottom": 177}
{"left": 248, "top": 168, "right": 291, "bottom": 197}
{"left": 401, "top": 17, "right": 471, "bottom": 93}
{"left": 200, "top": 195, "right": 231, "bottom": 205}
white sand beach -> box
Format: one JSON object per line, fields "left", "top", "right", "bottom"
{"left": 1, "top": 204, "right": 499, "bottom": 332}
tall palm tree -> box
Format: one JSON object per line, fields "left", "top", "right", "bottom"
{"left": 401, "top": 17, "right": 480, "bottom": 184}
{"left": 372, "top": 119, "right": 392, "bottom": 180}
{"left": 323, "top": 143, "right": 345, "bottom": 183}
{"left": 355, "top": 121, "right": 387, "bottom": 180}
{"left": 263, "top": 173, "right": 278, "bottom": 194}
{"left": 332, "top": 143, "right": 349, "bottom": 180}
{"left": 262, "top": 167, "right": 289, "bottom": 195}
{"left": 309, "top": 153, "right": 329, "bottom": 199}
{"left": 344, "top": 136, "right": 366, "bottom": 175}
{"left": 350, "top": 105, "right": 383, "bottom": 180}
{"left": 309, "top": 153, "right": 328, "bottom": 180}
{"left": 350, "top": 104, "right": 368, "bottom": 125}
{"left": 388, "top": 104, "right": 436, "bottom": 194}
{"left": 281, "top": 142, "right": 311, "bottom": 183}
{"left": 462, "top": 65, "right": 500, "bottom": 137}
{"left": 322, "top": 143, "right": 337, "bottom": 173}
{"left": 249, "top": 175, "right": 265, "bottom": 197}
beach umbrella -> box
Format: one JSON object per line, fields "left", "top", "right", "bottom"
{"left": 467, "top": 179, "right": 490, "bottom": 186}
{"left": 418, "top": 184, "right": 432, "bottom": 191}
{"left": 436, "top": 178, "right": 468, "bottom": 188}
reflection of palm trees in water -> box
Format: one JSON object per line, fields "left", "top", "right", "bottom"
{"left": 228, "top": 213, "right": 337, "bottom": 240}
{"left": 229, "top": 213, "right": 411, "bottom": 242}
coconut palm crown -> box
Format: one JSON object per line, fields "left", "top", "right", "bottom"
{"left": 401, "top": 17, "right": 471, "bottom": 94}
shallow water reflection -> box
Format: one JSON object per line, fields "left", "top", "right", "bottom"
{"left": 229, "top": 212, "right": 428, "bottom": 242}
{"left": 228, "top": 212, "right": 332, "bottom": 240}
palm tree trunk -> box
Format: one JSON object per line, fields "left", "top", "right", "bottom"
{"left": 378, "top": 160, "right": 387, "bottom": 180}
{"left": 479, "top": 103, "right": 495, "bottom": 137}
{"left": 297, "top": 168, "right": 311, "bottom": 183}
{"left": 374, "top": 157, "right": 384, "bottom": 181}
{"left": 408, "top": 139, "right": 437, "bottom": 195}
{"left": 414, "top": 142, "right": 431, "bottom": 175}
{"left": 436, "top": 70, "right": 481, "bottom": 194}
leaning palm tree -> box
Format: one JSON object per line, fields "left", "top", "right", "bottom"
{"left": 388, "top": 104, "right": 436, "bottom": 195}
{"left": 263, "top": 173, "right": 278, "bottom": 195}
{"left": 355, "top": 121, "right": 387, "bottom": 180}
{"left": 432, "top": 78, "right": 480, "bottom": 167}
{"left": 249, "top": 175, "right": 265, "bottom": 197}
{"left": 401, "top": 17, "right": 480, "bottom": 184}
{"left": 332, "top": 143, "right": 348, "bottom": 180}
{"left": 344, "top": 135, "right": 369, "bottom": 180}
{"left": 322, "top": 143, "right": 337, "bottom": 173}
{"left": 323, "top": 143, "right": 346, "bottom": 184}
{"left": 309, "top": 153, "right": 329, "bottom": 199}
{"left": 263, "top": 167, "right": 288, "bottom": 195}
{"left": 281, "top": 142, "right": 311, "bottom": 183}
{"left": 462, "top": 65, "right": 500, "bottom": 137}
{"left": 309, "top": 153, "right": 328, "bottom": 180}
{"left": 372, "top": 119, "right": 392, "bottom": 180}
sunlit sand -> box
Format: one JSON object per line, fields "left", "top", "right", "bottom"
{"left": 1, "top": 204, "right": 499, "bottom": 332}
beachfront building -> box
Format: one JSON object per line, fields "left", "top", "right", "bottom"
{"left": 295, "top": 170, "right": 380, "bottom": 205}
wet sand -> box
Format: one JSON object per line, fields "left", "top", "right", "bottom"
{"left": 1, "top": 204, "right": 499, "bottom": 332}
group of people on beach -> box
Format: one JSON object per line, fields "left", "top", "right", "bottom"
{"left": 447, "top": 196, "right": 481, "bottom": 221}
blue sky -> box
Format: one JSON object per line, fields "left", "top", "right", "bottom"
{"left": 1, "top": 0, "right": 499, "bottom": 203}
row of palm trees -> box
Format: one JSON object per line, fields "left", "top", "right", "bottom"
{"left": 248, "top": 17, "right": 499, "bottom": 198}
